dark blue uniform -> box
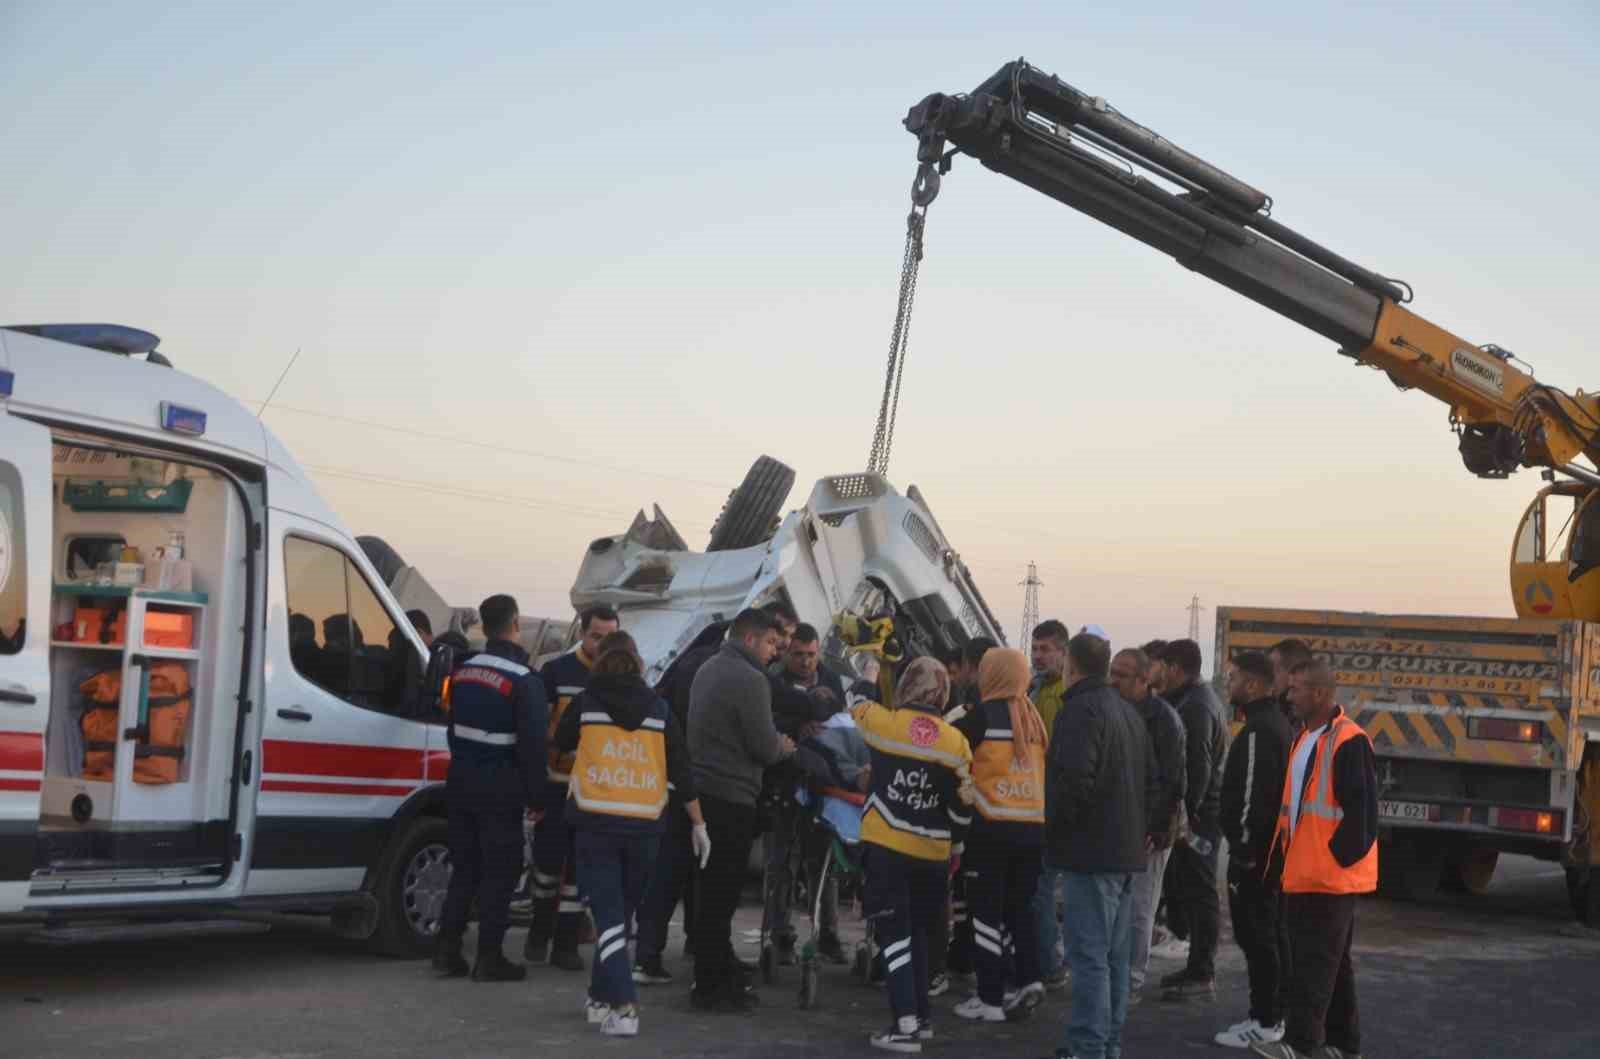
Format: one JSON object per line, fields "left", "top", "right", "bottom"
{"left": 439, "top": 640, "right": 547, "bottom": 962}
{"left": 529, "top": 647, "right": 594, "bottom": 958}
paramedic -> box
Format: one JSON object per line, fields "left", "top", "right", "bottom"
{"left": 529, "top": 604, "right": 620, "bottom": 970}
{"left": 550, "top": 630, "right": 710, "bottom": 1038}
{"left": 854, "top": 655, "right": 974, "bottom": 1053}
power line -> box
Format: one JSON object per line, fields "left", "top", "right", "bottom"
{"left": 302, "top": 462, "right": 713, "bottom": 533}
{"left": 251, "top": 401, "right": 732, "bottom": 491}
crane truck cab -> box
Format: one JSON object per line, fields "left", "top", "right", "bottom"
{"left": 0, "top": 324, "right": 454, "bottom": 954}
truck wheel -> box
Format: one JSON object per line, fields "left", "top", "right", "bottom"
{"left": 371, "top": 816, "right": 452, "bottom": 957}
{"left": 1439, "top": 846, "right": 1499, "bottom": 896}
{"left": 706, "top": 456, "right": 795, "bottom": 552}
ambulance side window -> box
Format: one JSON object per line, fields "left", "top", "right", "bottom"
{"left": 284, "top": 536, "right": 413, "bottom": 714}
{"left": 0, "top": 473, "right": 24, "bottom": 655}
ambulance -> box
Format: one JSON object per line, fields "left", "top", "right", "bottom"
{"left": 0, "top": 324, "right": 455, "bottom": 955}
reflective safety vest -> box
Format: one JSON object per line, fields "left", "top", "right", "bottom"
{"left": 568, "top": 701, "right": 670, "bottom": 820}
{"left": 1271, "top": 711, "right": 1379, "bottom": 895}
{"left": 541, "top": 648, "right": 595, "bottom": 784}
{"left": 853, "top": 701, "right": 973, "bottom": 862}
{"left": 969, "top": 700, "right": 1046, "bottom": 826}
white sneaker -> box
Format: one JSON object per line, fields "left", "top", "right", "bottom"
{"left": 917, "top": 1020, "right": 935, "bottom": 1041}
{"left": 585, "top": 999, "right": 612, "bottom": 1025}
{"left": 952, "top": 995, "right": 1007, "bottom": 1023}
{"left": 601, "top": 1008, "right": 639, "bottom": 1037}
{"left": 1213, "top": 1018, "right": 1285, "bottom": 1048}
{"left": 927, "top": 971, "right": 950, "bottom": 997}
{"left": 1149, "top": 937, "right": 1191, "bottom": 961}
{"left": 1002, "top": 981, "right": 1044, "bottom": 1020}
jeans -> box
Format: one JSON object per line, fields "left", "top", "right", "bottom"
{"left": 1282, "top": 892, "right": 1360, "bottom": 1055}
{"left": 1228, "top": 861, "right": 1287, "bottom": 1026}
{"left": 1061, "top": 871, "right": 1135, "bottom": 1059}
{"left": 1034, "top": 865, "right": 1067, "bottom": 976}
{"left": 863, "top": 846, "right": 945, "bottom": 1026}
{"left": 1169, "top": 837, "right": 1220, "bottom": 978}
{"left": 636, "top": 800, "right": 695, "bottom": 964}
{"left": 692, "top": 794, "right": 758, "bottom": 997}
{"left": 969, "top": 844, "right": 1043, "bottom": 1005}
{"left": 1128, "top": 844, "right": 1172, "bottom": 990}
{"left": 575, "top": 830, "right": 659, "bottom": 1007}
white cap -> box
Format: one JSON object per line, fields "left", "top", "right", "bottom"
{"left": 1079, "top": 623, "right": 1109, "bottom": 641}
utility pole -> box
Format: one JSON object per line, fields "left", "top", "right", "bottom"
{"left": 1020, "top": 562, "right": 1043, "bottom": 649}
{"left": 1186, "top": 594, "right": 1204, "bottom": 642}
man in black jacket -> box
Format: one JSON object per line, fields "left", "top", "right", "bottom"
{"left": 1213, "top": 652, "right": 1293, "bottom": 1049}
{"left": 1158, "top": 638, "right": 1228, "bottom": 1001}
{"left": 1046, "top": 633, "right": 1161, "bottom": 1059}
{"left": 1109, "top": 646, "right": 1186, "bottom": 999}
{"left": 434, "top": 595, "right": 547, "bottom": 982}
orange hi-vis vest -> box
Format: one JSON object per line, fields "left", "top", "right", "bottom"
{"left": 970, "top": 701, "right": 1046, "bottom": 826}
{"left": 568, "top": 701, "right": 670, "bottom": 821}
{"left": 1271, "top": 710, "right": 1379, "bottom": 895}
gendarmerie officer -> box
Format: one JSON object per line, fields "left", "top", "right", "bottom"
{"left": 434, "top": 594, "right": 548, "bottom": 981}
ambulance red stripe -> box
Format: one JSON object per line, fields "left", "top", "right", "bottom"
{"left": 0, "top": 732, "right": 45, "bottom": 773}
{"left": 261, "top": 739, "right": 426, "bottom": 781}
{"left": 260, "top": 779, "right": 420, "bottom": 797}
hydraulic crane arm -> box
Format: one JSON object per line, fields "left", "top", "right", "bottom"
{"left": 904, "top": 60, "right": 1600, "bottom": 479}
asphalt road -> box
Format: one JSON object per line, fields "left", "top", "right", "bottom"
{"left": 4, "top": 855, "right": 1598, "bottom": 1058}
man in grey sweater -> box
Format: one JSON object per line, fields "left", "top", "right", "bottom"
{"left": 687, "top": 607, "right": 795, "bottom": 1012}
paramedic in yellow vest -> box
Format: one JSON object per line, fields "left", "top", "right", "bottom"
{"left": 951, "top": 646, "right": 1051, "bottom": 1024}
{"left": 549, "top": 631, "right": 710, "bottom": 1039}
{"left": 529, "top": 604, "right": 620, "bottom": 970}
{"left": 853, "top": 655, "right": 973, "bottom": 1054}
{"left": 1251, "top": 659, "right": 1378, "bottom": 1059}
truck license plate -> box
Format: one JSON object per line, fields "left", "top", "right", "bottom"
{"left": 1379, "top": 800, "right": 1438, "bottom": 822}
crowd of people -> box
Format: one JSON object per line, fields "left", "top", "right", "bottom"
{"left": 428, "top": 595, "right": 1378, "bottom": 1059}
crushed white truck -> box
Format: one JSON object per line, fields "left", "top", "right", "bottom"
{"left": 570, "top": 458, "right": 1008, "bottom": 682}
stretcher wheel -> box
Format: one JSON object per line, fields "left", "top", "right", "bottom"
{"left": 760, "top": 943, "right": 775, "bottom": 984}
{"left": 798, "top": 961, "right": 819, "bottom": 1010}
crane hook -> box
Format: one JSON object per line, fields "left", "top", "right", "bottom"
{"left": 911, "top": 161, "right": 940, "bottom": 207}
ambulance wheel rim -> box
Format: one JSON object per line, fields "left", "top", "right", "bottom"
{"left": 403, "top": 841, "right": 452, "bottom": 936}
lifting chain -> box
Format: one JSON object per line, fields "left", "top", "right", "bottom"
{"left": 867, "top": 161, "right": 941, "bottom": 477}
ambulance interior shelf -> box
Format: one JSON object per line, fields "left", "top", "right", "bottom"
{"left": 43, "top": 585, "right": 207, "bottom": 794}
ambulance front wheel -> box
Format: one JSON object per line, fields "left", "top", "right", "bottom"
{"left": 373, "top": 815, "right": 453, "bottom": 957}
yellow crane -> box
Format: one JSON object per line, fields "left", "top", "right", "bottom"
{"left": 900, "top": 60, "right": 1600, "bottom": 621}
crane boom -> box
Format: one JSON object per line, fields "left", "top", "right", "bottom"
{"left": 904, "top": 60, "right": 1600, "bottom": 478}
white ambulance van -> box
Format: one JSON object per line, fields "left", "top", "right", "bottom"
{"left": 0, "top": 324, "right": 454, "bottom": 955}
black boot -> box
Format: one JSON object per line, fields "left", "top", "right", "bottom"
{"left": 473, "top": 947, "right": 528, "bottom": 982}
{"left": 433, "top": 932, "right": 469, "bottom": 978}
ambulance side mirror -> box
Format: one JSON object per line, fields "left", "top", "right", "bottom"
{"left": 421, "top": 641, "right": 458, "bottom": 717}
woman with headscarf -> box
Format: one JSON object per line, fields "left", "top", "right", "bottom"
{"left": 852, "top": 655, "right": 975, "bottom": 1054}
{"left": 951, "top": 646, "right": 1050, "bottom": 1024}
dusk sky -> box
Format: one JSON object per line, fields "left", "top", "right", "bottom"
{"left": 4, "top": 2, "right": 1595, "bottom": 668}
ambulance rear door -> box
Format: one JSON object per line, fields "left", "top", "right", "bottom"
{"left": 0, "top": 412, "right": 51, "bottom": 913}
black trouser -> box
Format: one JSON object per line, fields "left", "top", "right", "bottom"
{"left": 967, "top": 842, "right": 1043, "bottom": 1005}
{"left": 441, "top": 790, "right": 524, "bottom": 957}
{"left": 947, "top": 865, "right": 974, "bottom": 974}
{"left": 928, "top": 871, "right": 950, "bottom": 977}
{"left": 863, "top": 846, "right": 946, "bottom": 1027}
{"left": 1227, "top": 862, "right": 1287, "bottom": 1025}
{"left": 692, "top": 793, "right": 758, "bottom": 997}
{"left": 1170, "top": 838, "right": 1220, "bottom": 977}
{"left": 637, "top": 798, "right": 696, "bottom": 964}
{"left": 1283, "top": 892, "right": 1360, "bottom": 1055}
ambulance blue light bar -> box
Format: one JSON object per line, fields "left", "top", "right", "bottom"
{"left": 160, "top": 401, "right": 207, "bottom": 436}
{"left": 0, "top": 369, "right": 13, "bottom": 398}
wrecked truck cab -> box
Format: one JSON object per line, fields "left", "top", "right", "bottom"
{"left": 571, "top": 465, "right": 1007, "bottom": 685}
